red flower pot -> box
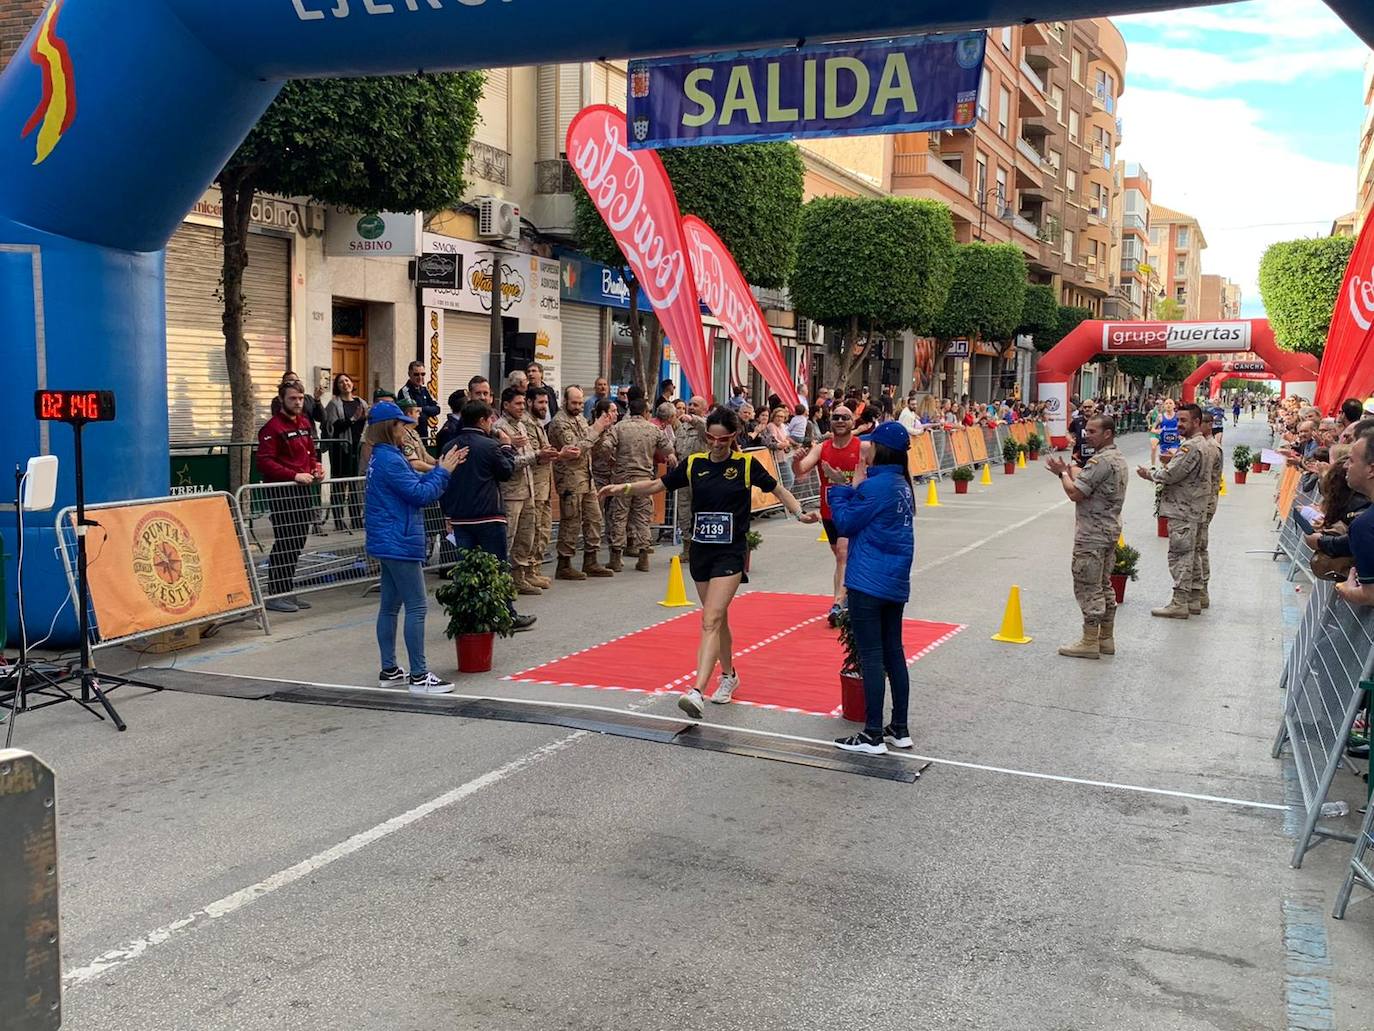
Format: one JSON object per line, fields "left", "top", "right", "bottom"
{"left": 1110, "top": 574, "right": 1127, "bottom": 604}
{"left": 1157, "top": 516, "right": 1169, "bottom": 538}
{"left": 1251, "top": 459, "right": 1263, "bottom": 474}
{"left": 1004, "top": 461, "right": 1016, "bottom": 475}
{"left": 954, "top": 480, "right": 969, "bottom": 494}
{"left": 1029, "top": 450, "right": 1040, "bottom": 461}
{"left": 1260, "top": 462, "right": 1272, "bottom": 472}
{"left": 1234, "top": 471, "right": 1247, "bottom": 485}
{"left": 840, "top": 673, "right": 865, "bottom": 723}
{"left": 457, "top": 632, "right": 494, "bottom": 673}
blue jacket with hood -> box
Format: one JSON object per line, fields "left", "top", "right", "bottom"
{"left": 365, "top": 442, "right": 451, "bottom": 562}
{"left": 827, "top": 463, "right": 915, "bottom": 603}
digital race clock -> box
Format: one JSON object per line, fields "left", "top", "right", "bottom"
{"left": 34, "top": 390, "right": 117, "bottom": 424}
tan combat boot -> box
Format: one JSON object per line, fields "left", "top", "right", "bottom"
{"left": 1057, "top": 622, "right": 1100, "bottom": 660}
{"left": 1097, "top": 614, "right": 1116, "bottom": 656}
{"left": 556, "top": 556, "right": 586, "bottom": 581}
{"left": 1151, "top": 591, "right": 1191, "bottom": 619}
{"left": 607, "top": 548, "right": 624, "bottom": 572}
{"left": 583, "top": 551, "right": 613, "bottom": 577}
{"left": 1199, "top": 586, "right": 1210, "bottom": 610}
{"left": 635, "top": 549, "right": 651, "bottom": 572}
{"left": 1188, "top": 589, "right": 1203, "bottom": 615}
{"left": 528, "top": 565, "right": 552, "bottom": 589}
{"left": 514, "top": 567, "right": 542, "bottom": 596}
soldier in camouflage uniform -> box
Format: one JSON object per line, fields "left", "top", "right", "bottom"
{"left": 494, "top": 386, "right": 551, "bottom": 596}
{"left": 599, "top": 396, "right": 675, "bottom": 572}
{"left": 674, "top": 395, "right": 710, "bottom": 562}
{"left": 1193, "top": 412, "right": 1225, "bottom": 612}
{"left": 1137, "top": 402, "right": 1209, "bottom": 619}
{"left": 1047, "top": 415, "right": 1129, "bottom": 659}
{"left": 546, "top": 385, "right": 614, "bottom": 580}
{"left": 524, "top": 391, "right": 559, "bottom": 590}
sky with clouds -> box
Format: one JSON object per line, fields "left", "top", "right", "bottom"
{"left": 1115, "top": 0, "right": 1369, "bottom": 318}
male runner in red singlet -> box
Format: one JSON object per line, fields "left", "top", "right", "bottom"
{"left": 793, "top": 404, "right": 863, "bottom": 624}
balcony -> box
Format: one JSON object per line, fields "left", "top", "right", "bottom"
{"left": 1016, "top": 136, "right": 1046, "bottom": 168}
{"left": 891, "top": 152, "right": 972, "bottom": 195}
{"left": 1013, "top": 212, "right": 1042, "bottom": 239}
{"left": 1021, "top": 112, "right": 1053, "bottom": 138}
{"left": 535, "top": 158, "right": 577, "bottom": 195}
{"left": 1023, "top": 42, "right": 1056, "bottom": 74}
{"left": 1092, "top": 83, "right": 1116, "bottom": 114}
{"left": 467, "top": 141, "right": 510, "bottom": 187}
{"left": 1122, "top": 211, "right": 1147, "bottom": 233}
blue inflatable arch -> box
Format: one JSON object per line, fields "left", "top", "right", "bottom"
{"left": 1, "top": 0, "right": 1371, "bottom": 632}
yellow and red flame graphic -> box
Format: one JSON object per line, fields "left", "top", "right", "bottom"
{"left": 20, "top": 0, "right": 76, "bottom": 165}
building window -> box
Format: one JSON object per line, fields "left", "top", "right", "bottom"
{"left": 1066, "top": 168, "right": 1077, "bottom": 193}
{"left": 1176, "top": 286, "right": 1186, "bottom": 302}
{"left": 1175, "top": 257, "right": 1187, "bottom": 278}
{"left": 1064, "top": 229, "right": 1075, "bottom": 263}
{"left": 1071, "top": 49, "right": 1084, "bottom": 83}
{"left": 996, "top": 168, "right": 1009, "bottom": 212}
{"left": 1177, "top": 226, "right": 1190, "bottom": 247}
{"left": 1068, "top": 109, "right": 1080, "bottom": 144}
{"left": 1051, "top": 85, "right": 1064, "bottom": 120}
{"left": 1001, "top": 26, "right": 1012, "bottom": 49}
{"left": 975, "top": 153, "right": 988, "bottom": 205}
{"left": 1048, "top": 149, "right": 1062, "bottom": 171}
{"left": 998, "top": 87, "right": 1010, "bottom": 138}
{"left": 979, "top": 68, "right": 991, "bottom": 121}
{"left": 1149, "top": 227, "right": 1162, "bottom": 247}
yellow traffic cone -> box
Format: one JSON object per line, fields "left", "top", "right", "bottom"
{"left": 991, "top": 585, "right": 1033, "bottom": 644}
{"left": 1218, "top": 476, "right": 1228, "bottom": 497}
{"left": 817, "top": 524, "right": 830, "bottom": 542}
{"left": 925, "top": 479, "right": 941, "bottom": 507}
{"left": 1016, "top": 448, "right": 1027, "bottom": 469}
{"left": 980, "top": 463, "right": 993, "bottom": 486}
{"left": 656, "top": 556, "right": 695, "bottom": 608}
{"left": 1118, "top": 532, "right": 1126, "bottom": 549}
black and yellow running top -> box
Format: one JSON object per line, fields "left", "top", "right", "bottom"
{"left": 661, "top": 451, "right": 778, "bottom": 549}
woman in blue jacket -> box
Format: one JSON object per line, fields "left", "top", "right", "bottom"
{"left": 825, "top": 421, "right": 916, "bottom": 755}
{"left": 365, "top": 401, "right": 465, "bottom": 695}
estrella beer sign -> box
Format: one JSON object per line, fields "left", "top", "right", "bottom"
{"left": 20, "top": 0, "right": 76, "bottom": 165}
{"left": 1102, "top": 321, "right": 1252, "bottom": 353}
{"left": 626, "top": 32, "right": 984, "bottom": 149}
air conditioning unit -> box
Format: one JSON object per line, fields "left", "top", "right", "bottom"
{"left": 476, "top": 196, "right": 521, "bottom": 242}
{"left": 797, "top": 316, "right": 824, "bottom": 347}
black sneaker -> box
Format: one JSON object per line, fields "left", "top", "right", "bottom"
{"left": 835, "top": 731, "right": 887, "bottom": 755}
{"left": 408, "top": 672, "right": 454, "bottom": 695}
{"left": 378, "top": 666, "right": 407, "bottom": 688}
{"left": 883, "top": 725, "right": 914, "bottom": 750}
{"left": 512, "top": 614, "right": 537, "bottom": 632}
{"left": 291, "top": 595, "right": 312, "bottom": 610}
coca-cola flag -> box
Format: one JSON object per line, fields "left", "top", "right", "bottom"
{"left": 1315, "top": 216, "right": 1374, "bottom": 413}
{"left": 566, "top": 105, "right": 711, "bottom": 403}
{"left": 682, "top": 215, "right": 800, "bottom": 410}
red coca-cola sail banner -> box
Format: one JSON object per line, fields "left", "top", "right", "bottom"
{"left": 1315, "top": 217, "right": 1374, "bottom": 413}
{"left": 682, "top": 215, "right": 800, "bottom": 410}
{"left": 566, "top": 105, "right": 711, "bottom": 403}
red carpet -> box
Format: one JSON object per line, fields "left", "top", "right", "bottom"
{"left": 505, "top": 592, "right": 963, "bottom": 717}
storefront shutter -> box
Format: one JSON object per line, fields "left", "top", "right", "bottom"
{"left": 559, "top": 303, "right": 602, "bottom": 394}
{"left": 475, "top": 68, "right": 510, "bottom": 150}
{"left": 165, "top": 223, "right": 289, "bottom": 444}
{"left": 443, "top": 311, "right": 494, "bottom": 393}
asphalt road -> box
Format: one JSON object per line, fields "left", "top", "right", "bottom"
{"left": 12, "top": 415, "right": 1374, "bottom": 1030}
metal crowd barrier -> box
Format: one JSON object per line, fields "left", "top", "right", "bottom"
{"left": 1274, "top": 488, "right": 1317, "bottom": 583}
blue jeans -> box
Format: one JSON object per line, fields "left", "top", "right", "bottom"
{"left": 847, "top": 587, "right": 909, "bottom": 735}
{"left": 377, "top": 558, "right": 429, "bottom": 676}
{"left": 449, "top": 521, "right": 517, "bottom": 616}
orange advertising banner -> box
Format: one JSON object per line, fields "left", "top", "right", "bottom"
{"left": 1276, "top": 465, "right": 1301, "bottom": 523}
{"left": 950, "top": 429, "right": 974, "bottom": 467}
{"left": 79, "top": 495, "right": 256, "bottom": 642}
{"left": 908, "top": 434, "right": 939, "bottom": 478}
{"left": 968, "top": 428, "right": 989, "bottom": 463}
{"left": 747, "top": 448, "right": 782, "bottom": 511}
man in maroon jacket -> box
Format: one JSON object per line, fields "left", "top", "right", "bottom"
{"left": 257, "top": 382, "right": 325, "bottom": 612}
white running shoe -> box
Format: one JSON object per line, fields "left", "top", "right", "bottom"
{"left": 408, "top": 672, "right": 454, "bottom": 695}
{"left": 710, "top": 671, "right": 740, "bottom": 705}
{"left": 678, "top": 688, "right": 704, "bottom": 719}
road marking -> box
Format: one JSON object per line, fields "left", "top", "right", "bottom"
{"left": 185, "top": 671, "right": 1290, "bottom": 814}
{"left": 62, "top": 731, "right": 586, "bottom": 988}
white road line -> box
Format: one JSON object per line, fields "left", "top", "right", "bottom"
{"left": 914, "top": 497, "right": 1071, "bottom": 575}
{"left": 184, "top": 671, "right": 1290, "bottom": 813}
{"left": 62, "top": 731, "right": 586, "bottom": 988}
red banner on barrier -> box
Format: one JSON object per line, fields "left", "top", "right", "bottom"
{"left": 1315, "top": 216, "right": 1374, "bottom": 413}
{"left": 567, "top": 105, "right": 711, "bottom": 403}
{"left": 682, "top": 215, "right": 799, "bottom": 410}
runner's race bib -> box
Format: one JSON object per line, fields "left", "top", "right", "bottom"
{"left": 693, "top": 512, "right": 734, "bottom": 545}
{"left": 1160, "top": 430, "right": 1180, "bottom": 449}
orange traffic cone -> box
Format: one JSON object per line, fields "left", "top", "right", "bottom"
{"left": 991, "top": 585, "right": 1033, "bottom": 644}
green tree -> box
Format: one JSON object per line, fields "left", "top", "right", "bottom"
{"left": 574, "top": 143, "right": 804, "bottom": 397}
{"left": 1221, "top": 378, "right": 1273, "bottom": 394}
{"left": 1155, "top": 297, "right": 1186, "bottom": 321}
{"left": 1116, "top": 354, "right": 1198, "bottom": 385}
{"left": 1018, "top": 283, "right": 1058, "bottom": 338}
{"left": 791, "top": 196, "right": 956, "bottom": 385}
{"left": 1258, "top": 235, "right": 1356, "bottom": 356}
{"left": 933, "top": 243, "right": 1028, "bottom": 343}
{"left": 1032, "top": 304, "right": 1094, "bottom": 353}
{"left": 216, "top": 73, "right": 483, "bottom": 489}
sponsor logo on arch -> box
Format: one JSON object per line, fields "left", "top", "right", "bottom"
{"left": 1102, "top": 321, "right": 1251, "bottom": 353}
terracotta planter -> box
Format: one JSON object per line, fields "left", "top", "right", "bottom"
{"left": 1251, "top": 459, "right": 1263, "bottom": 474}
{"left": 1029, "top": 450, "right": 1040, "bottom": 461}
{"left": 840, "top": 672, "right": 865, "bottom": 723}
{"left": 1157, "top": 516, "right": 1169, "bottom": 538}
{"left": 1004, "top": 461, "right": 1016, "bottom": 475}
{"left": 1110, "top": 574, "right": 1127, "bottom": 604}
{"left": 954, "top": 480, "right": 969, "bottom": 494}
{"left": 1234, "top": 470, "right": 1247, "bottom": 485}
{"left": 1260, "top": 462, "right": 1272, "bottom": 472}
{"left": 457, "top": 632, "right": 494, "bottom": 673}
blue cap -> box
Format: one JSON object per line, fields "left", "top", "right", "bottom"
{"left": 368, "top": 400, "right": 416, "bottom": 426}
{"left": 860, "top": 420, "right": 911, "bottom": 452}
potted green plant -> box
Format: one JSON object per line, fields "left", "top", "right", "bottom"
{"left": 1111, "top": 541, "right": 1140, "bottom": 604}
{"left": 1026, "top": 432, "right": 1044, "bottom": 461}
{"left": 1001, "top": 437, "right": 1020, "bottom": 474}
{"left": 1232, "top": 445, "right": 1252, "bottom": 485}
{"left": 951, "top": 465, "right": 974, "bottom": 494}
{"left": 834, "top": 609, "right": 865, "bottom": 723}
{"left": 1154, "top": 481, "right": 1167, "bottom": 538}
{"left": 745, "top": 528, "right": 762, "bottom": 571}
{"left": 435, "top": 548, "right": 517, "bottom": 673}
{"left": 1251, "top": 451, "right": 1264, "bottom": 474}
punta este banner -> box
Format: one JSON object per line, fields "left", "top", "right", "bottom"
{"left": 567, "top": 105, "right": 711, "bottom": 402}
{"left": 683, "top": 215, "right": 799, "bottom": 409}
{"left": 626, "top": 32, "right": 984, "bottom": 149}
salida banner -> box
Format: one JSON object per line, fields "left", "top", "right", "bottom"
{"left": 567, "top": 105, "right": 712, "bottom": 402}
{"left": 682, "top": 215, "right": 799, "bottom": 409}
{"left": 1101, "top": 321, "right": 1251, "bottom": 352}
{"left": 627, "top": 32, "right": 985, "bottom": 149}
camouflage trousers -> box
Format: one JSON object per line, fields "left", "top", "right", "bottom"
{"left": 1167, "top": 518, "right": 1199, "bottom": 593}
{"left": 556, "top": 488, "right": 604, "bottom": 556}
{"left": 1071, "top": 541, "right": 1116, "bottom": 623}
{"left": 608, "top": 493, "right": 654, "bottom": 552}
{"left": 504, "top": 497, "right": 538, "bottom": 573}
{"left": 1191, "top": 510, "right": 1215, "bottom": 588}
{"left": 533, "top": 496, "right": 553, "bottom": 566}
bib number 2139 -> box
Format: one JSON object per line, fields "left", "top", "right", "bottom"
{"left": 693, "top": 512, "right": 734, "bottom": 545}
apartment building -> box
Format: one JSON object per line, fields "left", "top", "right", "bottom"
{"left": 1359, "top": 55, "right": 1374, "bottom": 231}
{"left": 889, "top": 19, "right": 1126, "bottom": 318}
{"left": 1151, "top": 205, "right": 1207, "bottom": 320}
{"left": 1113, "top": 162, "right": 1156, "bottom": 319}
{"left": 1198, "top": 275, "right": 1242, "bottom": 321}
{"left": 1223, "top": 281, "right": 1242, "bottom": 319}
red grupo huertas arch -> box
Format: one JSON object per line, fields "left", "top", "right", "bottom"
{"left": 1036, "top": 320, "right": 1319, "bottom": 446}
{"left": 1180, "top": 358, "right": 1280, "bottom": 403}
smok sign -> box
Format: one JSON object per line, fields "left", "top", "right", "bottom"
{"left": 1102, "top": 321, "right": 1250, "bottom": 352}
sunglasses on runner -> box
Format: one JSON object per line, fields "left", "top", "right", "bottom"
{"left": 705, "top": 431, "right": 735, "bottom": 444}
